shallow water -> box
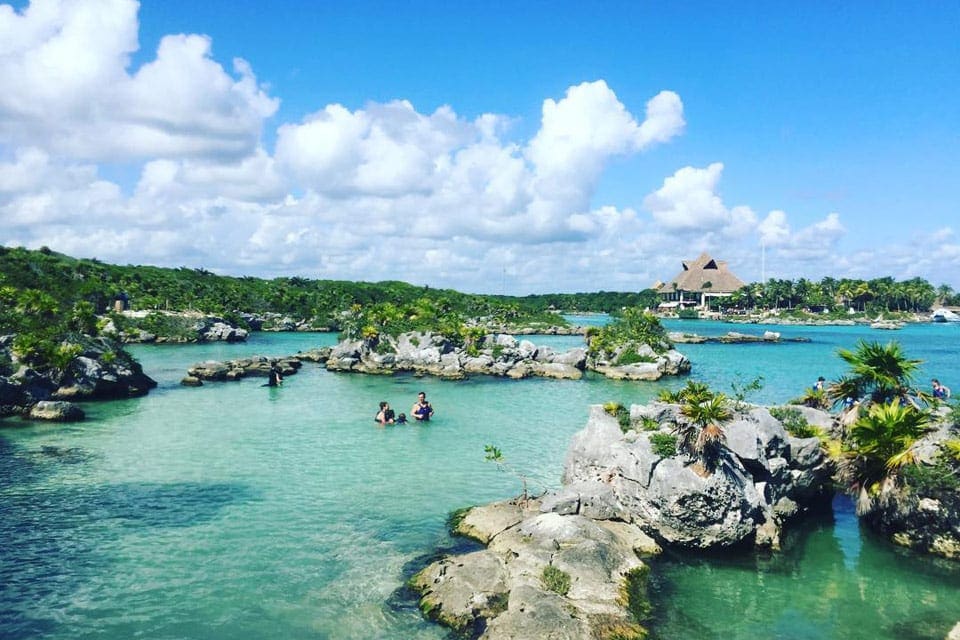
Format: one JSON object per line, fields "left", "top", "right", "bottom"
{"left": 1, "top": 322, "right": 958, "bottom": 639}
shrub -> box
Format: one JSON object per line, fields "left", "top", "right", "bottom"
{"left": 616, "top": 351, "right": 656, "bottom": 366}
{"left": 902, "top": 461, "right": 960, "bottom": 494}
{"left": 649, "top": 432, "right": 677, "bottom": 457}
{"left": 769, "top": 406, "right": 819, "bottom": 438}
{"left": 604, "top": 402, "right": 632, "bottom": 433}
{"left": 541, "top": 565, "right": 571, "bottom": 596}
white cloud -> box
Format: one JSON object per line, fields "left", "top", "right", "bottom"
{"left": 643, "top": 163, "right": 756, "bottom": 234}
{"left": 0, "top": 0, "right": 277, "bottom": 161}
{"left": 5, "top": 1, "right": 956, "bottom": 293}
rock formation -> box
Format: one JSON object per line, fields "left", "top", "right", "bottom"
{"left": 411, "top": 402, "right": 835, "bottom": 638}
{"left": 325, "top": 331, "right": 688, "bottom": 382}
{"left": 855, "top": 408, "right": 960, "bottom": 560}
{"left": 0, "top": 334, "right": 157, "bottom": 420}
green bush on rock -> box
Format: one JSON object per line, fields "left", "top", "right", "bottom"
{"left": 541, "top": 565, "right": 571, "bottom": 596}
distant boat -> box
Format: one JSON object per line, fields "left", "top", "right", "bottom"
{"left": 930, "top": 308, "right": 960, "bottom": 323}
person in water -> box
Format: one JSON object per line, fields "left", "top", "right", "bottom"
{"left": 267, "top": 365, "right": 283, "bottom": 387}
{"left": 375, "top": 401, "right": 396, "bottom": 425}
{"left": 412, "top": 392, "right": 434, "bottom": 421}
{"left": 396, "top": 413, "right": 407, "bottom": 424}
{"left": 932, "top": 379, "right": 951, "bottom": 400}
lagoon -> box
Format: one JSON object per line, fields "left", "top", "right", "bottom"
{"left": 1, "top": 320, "right": 958, "bottom": 639}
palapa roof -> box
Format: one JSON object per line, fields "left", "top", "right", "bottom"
{"left": 657, "top": 252, "right": 745, "bottom": 294}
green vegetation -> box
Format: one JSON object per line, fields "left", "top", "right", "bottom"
{"left": 639, "top": 416, "right": 660, "bottom": 431}
{"left": 664, "top": 381, "right": 732, "bottom": 474}
{"left": 587, "top": 308, "right": 672, "bottom": 361}
{"left": 648, "top": 432, "right": 678, "bottom": 458}
{"left": 603, "top": 402, "right": 633, "bottom": 433}
{"left": 769, "top": 406, "right": 821, "bottom": 439}
{"left": 901, "top": 460, "right": 960, "bottom": 494}
{"left": 843, "top": 400, "right": 931, "bottom": 494}
{"left": 447, "top": 506, "right": 473, "bottom": 534}
{"left": 730, "top": 375, "right": 764, "bottom": 410}
{"left": 720, "top": 275, "right": 953, "bottom": 314}
{"left": 821, "top": 340, "right": 946, "bottom": 510}
{"left": 541, "top": 565, "right": 571, "bottom": 596}
{"left": 830, "top": 340, "right": 923, "bottom": 407}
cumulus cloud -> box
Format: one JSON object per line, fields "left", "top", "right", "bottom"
{"left": 0, "top": 0, "right": 277, "bottom": 161}
{"left": 643, "top": 163, "right": 756, "bottom": 235}
{"left": 273, "top": 79, "right": 683, "bottom": 244}
{"left": 6, "top": 1, "right": 951, "bottom": 292}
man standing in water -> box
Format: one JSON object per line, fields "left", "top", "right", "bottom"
{"left": 412, "top": 391, "right": 434, "bottom": 421}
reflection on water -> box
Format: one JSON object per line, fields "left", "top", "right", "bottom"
{"left": 648, "top": 495, "right": 960, "bottom": 640}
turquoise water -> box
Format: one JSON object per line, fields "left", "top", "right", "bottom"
{"left": 1, "top": 322, "right": 958, "bottom": 639}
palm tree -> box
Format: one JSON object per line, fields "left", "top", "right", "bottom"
{"left": 675, "top": 391, "right": 733, "bottom": 475}
{"left": 831, "top": 340, "right": 922, "bottom": 406}
{"left": 841, "top": 399, "right": 930, "bottom": 513}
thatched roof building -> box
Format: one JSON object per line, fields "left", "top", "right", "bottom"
{"left": 657, "top": 253, "right": 745, "bottom": 308}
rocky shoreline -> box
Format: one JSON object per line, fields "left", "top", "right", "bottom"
{"left": 410, "top": 400, "right": 960, "bottom": 638}
{"left": 0, "top": 334, "right": 157, "bottom": 422}
{"left": 410, "top": 402, "right": 836, "bottom": 638}
{"left": 181, "top": 331, "right": 691, "bottom": 384}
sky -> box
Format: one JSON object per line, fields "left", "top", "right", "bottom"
{"left": 1, "top": 0, "right": 958, "bottom": 294}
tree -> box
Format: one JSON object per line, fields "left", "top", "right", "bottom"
{"left": 670, "top": 383, "right": 733, "bottom": 475}
{"left": 830, "top": 340, "right": 922, "bottom": 406}
{"left": 841, "top": 400, "right": 930, "bottom": 513}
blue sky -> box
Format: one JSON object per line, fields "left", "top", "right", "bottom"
{"left": 1, "top": 0, "right": 958, "bottom": 293}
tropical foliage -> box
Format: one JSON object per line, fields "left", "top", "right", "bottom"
{"left": 841, "top": 400, "right": 930, "bottom": 498}
{"left": 721, "top": 276, "right": 951, "bottom": 313}
{"left": 660, "top": 381, "right": 733, "bottom": 474}
{"left": 829, "top": 340, "right": 923, "bottom": 407}
{"left": 586, "top": 308, "right": 672, "bottom": 361}
{"left": 822, "top": 340, "right": 943, "bottom": 512}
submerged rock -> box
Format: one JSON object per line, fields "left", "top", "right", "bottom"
{"left": 28, "top": 400, "right": 85, "bottom": 422}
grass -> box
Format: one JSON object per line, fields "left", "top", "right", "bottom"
{"left": 541, "top": 565, "right": 572, "bottom": 596}
{"left": 604, "top": 402, "right": 633, "bottom": 433}
{"left": 649, "top": 432, "right": 677, "bottom": 457}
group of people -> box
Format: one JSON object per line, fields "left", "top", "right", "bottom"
{"left": 815, "top": 374, "right": 952, "bottom": 403}
{"left": 375, "top": 392, "right": 434, "bottom": 425}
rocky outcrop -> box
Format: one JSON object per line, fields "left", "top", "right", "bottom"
{"left": 324, "top": 331, "right": 690, "bottom": 382}
{"left": 588, "top": 345, "right": 690, "bottom": 381}
{"left": 325, "top": 332, "right": 588, "bottom": 381}
{"left": 28, "top": 400, "right": 85, "bottom": 422}
{"left": 412, "top": 401, "right": 835, "bottom": 638}
{"left": 0, "top": 334, "right": 157, "bottom": 420}
{"left": 184, "top": 353, "right": 313, "bottom": 384}
{"left": 560, "top": 404, "right": 834, "bottom": 549}
{"left": 411, "top": 500, "right": 658, "bottom": 640}
{"left": 856, "top": 412, "right": 960, "bottom": 560}
{"left": 669, "top": 331, "right": 811, "bottom": 344}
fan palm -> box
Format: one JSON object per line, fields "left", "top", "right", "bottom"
{"left": 675, "top": 393, "right": 733, "bottom": 474}
{"left": 840, "top": 399, "right": 930, "bottom": 512}
{"left": 834, "top": 340, "right": 922, "bottom": 405}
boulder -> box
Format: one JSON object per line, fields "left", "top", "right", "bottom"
{"left": 52, "top": 337, "right": 156, "bottom": 399}
{"left": 563, "top": 403, "right": 832, "bottom": 549}
{"left": 28, "top": 400, "right": 84, "bottom": 422}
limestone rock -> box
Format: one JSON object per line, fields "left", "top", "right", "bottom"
{"left": 28, "top": 400, "right": 84, "bottom": 422}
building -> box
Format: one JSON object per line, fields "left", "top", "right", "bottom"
{"left": 657, "top": 253, "right": 745, "bottom": 309}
